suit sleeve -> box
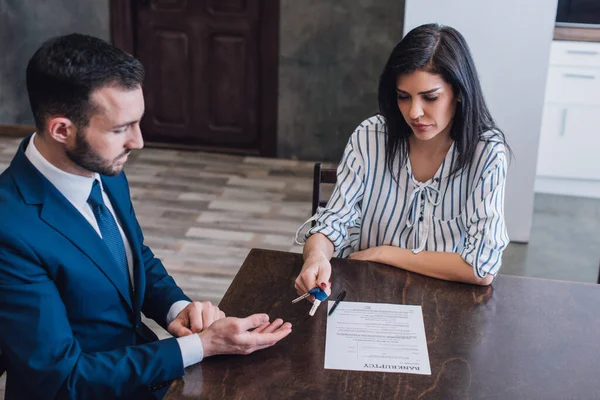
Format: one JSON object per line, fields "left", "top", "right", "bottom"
{"left": 130, "top": 202, "right": 191, "bottom": 328}
{"left": 0, "top": 232, "right": 185, "bottom": 399}
{"left": 121, "top": 172, "right": 191, "bottom": 328}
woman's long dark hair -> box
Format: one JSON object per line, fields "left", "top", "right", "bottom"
{"left": 378, "top": 23, "right": 509, "bottom": 178}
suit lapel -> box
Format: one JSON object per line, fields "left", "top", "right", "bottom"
{"left": 10, "top": 137, "right": 133, "bottom": 312}
{"left": 40, "top": 191, "right": 134, "bottom": 311}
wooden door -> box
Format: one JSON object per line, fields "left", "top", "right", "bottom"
{"left": 110, "top": 0, "right": 278, "bottom": 156}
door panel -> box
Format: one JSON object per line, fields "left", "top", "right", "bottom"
{"left": 124, "top": 0, "right": 275, "bottom": 154}
{"left": 153, "top": 30, "right": 189, "bottom": 128}
{"left": 151, "top": 0, "right": 188, "bottom": 11}
{"left": 207, "top": 0, "right": 247, "bottom": 14}
{"left": 209, "top": 34, "right": 246, "bottom": 130}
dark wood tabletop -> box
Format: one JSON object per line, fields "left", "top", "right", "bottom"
{"left": 165, "top": 248, "right": 600, "bottom": 400}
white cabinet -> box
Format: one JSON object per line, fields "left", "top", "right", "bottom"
{"left": 549, "top": 41, "right": 600, "bottom": 68}
{"left": 544, "top": 66, "right": 600, "bottom": 105}
{"left": 536, "top": 40, "right": 600, "bottom": 193}
{"left": 538, "top": 104, "right": 600, "bottom": 180}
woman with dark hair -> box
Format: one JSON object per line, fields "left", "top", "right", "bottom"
{"left": 295, "top": 23, "right": 510, "bottom": 299}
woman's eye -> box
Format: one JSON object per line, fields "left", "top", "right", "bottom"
{"left": 424, "top": 96, "right": 439, "bottom": 102}
{"left": 397, "top": 95, "right": 409, "bottom": 101}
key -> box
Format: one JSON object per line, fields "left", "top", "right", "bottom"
{"left": 292, "top": 287, "right": 320, "bottom": 303}
{"left": 292, "top": 293, "right": 309, "bottom": 303}
{"left": 308, "top": 290, "right": 329, "bottom": 316}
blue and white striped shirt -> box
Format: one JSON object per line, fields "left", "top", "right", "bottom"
{"left": 297, "top": 115, "right": 510, "bottom": 278}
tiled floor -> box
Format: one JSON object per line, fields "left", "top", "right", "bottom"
{"left": 1, "top": 135, "right": 599, "bottom": 397}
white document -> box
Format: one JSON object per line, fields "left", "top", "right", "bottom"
{"left": 324, "top": 301, "right": 431, "bottom": 375}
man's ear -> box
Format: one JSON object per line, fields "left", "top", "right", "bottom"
{"left": 47, "top": 117, "right": 76, "bottom": 144}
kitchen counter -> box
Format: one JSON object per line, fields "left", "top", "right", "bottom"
{"left": 554, "top": 26, "right": 600, "bottom": 42}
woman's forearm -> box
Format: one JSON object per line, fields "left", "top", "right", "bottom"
{"left": 360, "top": 246, "right": 494, "bottom": 286}
{"left": 303, "top": 233, "right": 335, "bottom": 262}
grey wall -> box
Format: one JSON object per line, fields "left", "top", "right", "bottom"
{"left": 277, "top": 1, "right": 404, "bottom": 161}
{"left": 0, "top": 0, "right": 109, "bottom": 125}
{"left": 0, "top": 0, "right": 402, "bottom": 162}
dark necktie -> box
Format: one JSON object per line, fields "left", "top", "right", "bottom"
{"left": 87, "top": 180, "right": 130, "bottom": 289}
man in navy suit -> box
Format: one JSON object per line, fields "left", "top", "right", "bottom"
{"left": 0, "top": 33, "right": 292, "bottom": 399}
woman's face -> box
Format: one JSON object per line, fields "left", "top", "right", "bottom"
{"left": 396, "top": 70, "right": 458, "bottom": 142}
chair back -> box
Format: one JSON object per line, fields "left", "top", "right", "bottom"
{"left": 311, "top": 163, "right": 337, "bottom": 226}
{"left": 0, "top": 351, "right": 6, "bottom": 377}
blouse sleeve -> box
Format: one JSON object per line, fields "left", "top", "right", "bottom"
{"left": 459, "top": 147, "right": 510, "bottom": 278}
{"left": 296, "top": 133, "right": 366, "bottom": 252}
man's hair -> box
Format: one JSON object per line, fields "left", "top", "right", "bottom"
{"left": 26, "top": 33, "right": 144, "bottom": 132}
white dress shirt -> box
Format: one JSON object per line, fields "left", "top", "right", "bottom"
{"left": 25, "top": 134, "right": 203, "bottom": 367}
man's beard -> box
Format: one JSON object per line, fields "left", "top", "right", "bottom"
{"left": 66, "top": 130, "right": 129, "bottom": 176}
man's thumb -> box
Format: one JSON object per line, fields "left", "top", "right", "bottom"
{"left": 169, "top": 322, "right": 193, "bottom": 337}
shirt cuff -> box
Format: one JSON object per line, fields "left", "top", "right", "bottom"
{"left": 176, "top": 334, "right": 204, "bottom": 368}
{"left": 167, "top": 300, "right": 191, "bottom": 326}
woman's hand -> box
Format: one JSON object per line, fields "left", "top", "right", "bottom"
{"left": 294, "top": 251, "right": 332, "bottom": 298}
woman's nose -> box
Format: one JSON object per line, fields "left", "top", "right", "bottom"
{"left": 409, "top": 101, "right": 424, "bottom": 120}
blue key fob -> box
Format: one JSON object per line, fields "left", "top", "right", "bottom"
{"left": 314, "top": 290, "right": 328, "bottom": 301}
{"left": 308, "top": 287, "right": 321, "bottom": 295}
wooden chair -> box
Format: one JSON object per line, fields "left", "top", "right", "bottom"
{"left": 0, "top": 352, "right": 6, "bottom": 377}
{"left": 311, "top": 163, "right": 337, "bottom": 226}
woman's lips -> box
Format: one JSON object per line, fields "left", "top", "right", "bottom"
{"left": 412, "top": 124, "right": 431, "bottom": 132}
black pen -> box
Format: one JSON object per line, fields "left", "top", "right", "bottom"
{"left": 328, "top": 289, "right": 347, "bottom": 316}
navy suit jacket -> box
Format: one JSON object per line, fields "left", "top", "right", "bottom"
{"left": 0, "top": 137, "right": 191, "bottom": 399}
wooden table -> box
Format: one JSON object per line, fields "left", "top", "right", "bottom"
{"left": 166, "top": 249, "right": 600, "bottom": 399}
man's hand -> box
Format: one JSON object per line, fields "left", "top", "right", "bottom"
{"left": 167, "top": 301, "right": 225, "bottom": 337}
{"left": 199, "top": 314, "right": 292, "bottom": 357}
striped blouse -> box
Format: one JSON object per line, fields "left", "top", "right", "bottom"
{"left": 296, "top": 115, "right": 510, "bottom": 278}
